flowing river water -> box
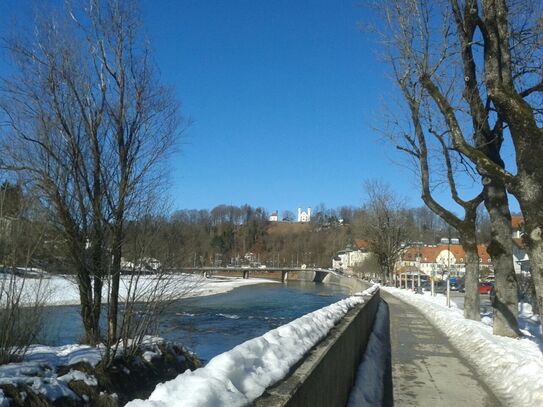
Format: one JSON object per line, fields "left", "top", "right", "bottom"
{"left": 43, "top": 280, "right": 350, "bottom": 363}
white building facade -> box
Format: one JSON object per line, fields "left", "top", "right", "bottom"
{"left": 297, "top": 207, "right": 311, "bottom": 223}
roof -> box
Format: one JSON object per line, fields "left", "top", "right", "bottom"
{"left": 355, "top": 239, "right": 370, "bottom": 250}
{"left": 400, "top": 243, "right": 491, "bottom": 264}
{"left": 511, "top": 215, "right": 523, "bottom": 230}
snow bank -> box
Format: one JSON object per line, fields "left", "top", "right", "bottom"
{"left": 0, "top": 271, "right": 277, "bottom": 307}
{"left": 126, "top": 285, "right": 380, "bottom": 407}
{"left": 347, "top": 300, "right": 391, "bottom": 407}
{"left": 383, "top": 287, "right": 543, "bottom": 407}
{"left": 0, "top": 344, "right": 102, "bottom": 402}
{"left": 0, "top": 336, "right": 176, "bottom": 404}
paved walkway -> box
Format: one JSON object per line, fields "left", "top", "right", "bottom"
{"left": 381, "top": 291, "right": 502, "bottom": 407}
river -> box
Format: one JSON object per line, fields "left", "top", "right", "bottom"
{"left": 42, "top": 280, "right": 350, "bottom": 363}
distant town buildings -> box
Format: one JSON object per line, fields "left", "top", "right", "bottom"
{"left": 332, "top": 240, "right": 371, "bottom": 271}
{"left": 397, "top": 215, "right": 530, "bottom": 277}
{"left": 268, "top": 208, "right": 312, "bottom": 223}
{"left": 297, "top": 207, "right": 311, "bottom": 223}
{"left": 512, "top": 215, "right": 523, "bottom": 239}
{"left": 397, "top": 242, "right": 492, "bottom": 277}
{"left": 511, "top": 215, "right": 530, "bottom": 274}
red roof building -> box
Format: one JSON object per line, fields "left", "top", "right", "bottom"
{"left": 398, "top": 243, "right": 492, "bottom": 276}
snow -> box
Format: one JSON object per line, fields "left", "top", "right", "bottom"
{"left": 0, "top": 270, "right": 277, "bottom": 307}
{"left": 58, "top": 370, "right": 98, "bottom": 387}
{"left": 0, "top": 344, "right": 102, "bottom": 402}
{"left": 0, "top": 336, "right": 177, "bottom": 404}
{"left": 142, "top": 351, "right": 159, "bottom": 363}
{"left": 347, "top": 299, "right": 390, "bottom": 407}
{"left": 382, "top": 287, "right": 543, "bottom": 407}
{"left": 126, "top": 285, "right": 380, "bottom": 407}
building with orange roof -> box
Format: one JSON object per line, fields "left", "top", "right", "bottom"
{"left": 398, "top": 241, "right": 492, "bottom": 277}
{"left": 355, "top": 239, "right": 370, "bottom": 251}
{"left": 511, "top": 215, "right": 524, "bottom": 238}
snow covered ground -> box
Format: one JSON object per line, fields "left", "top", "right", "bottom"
{"left": 0, "top": 269, "right": 279, "bottom": 406}
{"left": 0, "top": 337, "right": 174, "bottom": 405}
{"left": 382, "top": 287, "right": 543, "bottom": 407}
{"left": 0, "top": 269, "right": 277, "bottom": 307}
{"left": 126, "top": 285, "right": 380, "bottom": 407}
{"left": 0, "top": 343, "right": 103, "bottom": 404}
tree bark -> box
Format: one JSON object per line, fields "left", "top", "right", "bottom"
{"left": 462, "top": 234, "right": 481, "bottom": 321}
{"left": 483, "top": 178, "right": 519, "bottom": 336}
{"left": 520, "top": 204, "right": 543, "bottom": 319}
{"left": 108, "top": 218, "right": 123, "bottom": 345}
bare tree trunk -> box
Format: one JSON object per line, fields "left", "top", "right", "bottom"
{"left": 108, "top": 219, "right": 123, "bottom": 344}
{"left": 78, "top": 272, "right": 100, "bottom": 344}
{"left": 462, "top": 233, "right": 481, "bottom": 321}
{"left": 483, "top": 178, "right": 519, "bottom": 336}
{"left": 479, "top": 0, "right": 543, "bottom": 316}
{"left": 522, "top": 210, "right": 543, "bottom": 319}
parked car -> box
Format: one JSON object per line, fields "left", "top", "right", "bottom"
{"left": 420, "top": 281, "right": 431, "bottom": 291}
{"left": 434, "top": 281, "right": 447, "bottom": 294}
{"left": 479, "top": 282, "right": 494, "bottom": 294}
{"left": 450, "top": 281, "right": 461, "bottom": 291}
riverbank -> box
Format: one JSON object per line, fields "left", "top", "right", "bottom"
{"left": 0, "top": 337, "right": 202, "bottom": 407}
{"left": 1, "top": 270, "right": 278, "bottom": 307}
{"left": 2, "top": 277, "right": 354, "bottom": 406}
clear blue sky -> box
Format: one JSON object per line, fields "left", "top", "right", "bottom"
{"left": 141, "top": 0, "right": 418, "bottom": 212}
{"left": 0, "top": 0, "right": 519, "bottom": 214}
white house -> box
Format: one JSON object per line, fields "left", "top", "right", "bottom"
{"left": 269, "top": 211, "right": 279, "bottom": 222}
{"left": 332, "top": 240, "right": 371, "bottom": 271}
{"left": 513, "top": 239, "right": 530, "bottom": 274}
{"left": 512, "top": 215, "right": 523, "bottom": 239}
{"left": 297, "top": 207, "right": 311, "bottom": 223}
{"left": 511, "top": 216, "right": 530, "bottom": 274}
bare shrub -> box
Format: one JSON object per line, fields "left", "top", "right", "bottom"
{"left": 0, "top": 270, "right": 50, "bottom": 363}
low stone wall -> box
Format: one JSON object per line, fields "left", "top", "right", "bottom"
{"left": 292, "top": 269, "right": 367, "bottom": 294}
{"left": 254, "top": 289, "right": 381, "bottom": 407}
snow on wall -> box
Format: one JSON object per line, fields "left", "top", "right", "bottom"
{"left": 347, "top": 299, "right": 391, "bottom": 407}
{"left": 126, "top": 285, "right": 380, "bottom": 407}
{"left": 383, "top": 287, "right": 543, "bottom": 407}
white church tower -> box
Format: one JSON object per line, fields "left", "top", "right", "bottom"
{"left": 297, "top": 207, "right": 311, "bottom": 223}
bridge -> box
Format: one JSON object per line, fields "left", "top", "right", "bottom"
{"left": 174, "top": 266, "right": 335, "bottom": 283}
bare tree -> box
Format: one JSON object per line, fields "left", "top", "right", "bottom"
{"left": 0, "top": 0, "right": 181, "bottom": 345}
{"left": 78, "top": 0, "right": 182, "bottom": 346}
{"left": 0, "top": 182, "right": 50, "bottom": 363}
{"left": 358, "top": 180, "right": 410, "bottom": 284}
{"left": 373, "top": 0, "right": 522, "bottom": 331}
{"left": 414, "top": 0, "right": 543, "bottom": 329}
{"left": 108, "top": 205, "right": 203, "bottom": 363}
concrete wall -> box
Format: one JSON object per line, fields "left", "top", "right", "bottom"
{"left": 292, "top": 269, "right": 367, "bottom": 294}
{"left": 254, "top": 290, "right": 382, "bottom": 407}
